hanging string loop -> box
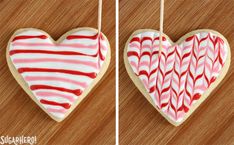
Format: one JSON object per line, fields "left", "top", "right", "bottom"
{"left": 159, "top": 0, "right": 164, "bottom": 55}
{"left": 98, "top": 0, "right": 102, "bottom": 34}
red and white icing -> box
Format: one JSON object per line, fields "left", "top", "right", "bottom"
{"left": 127, "top": 30, "right": 228, "bottom": 122}
{"left": 9, "top": 28, "right": 109, "bottom": 119}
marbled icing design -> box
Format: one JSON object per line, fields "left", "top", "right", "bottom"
{"left": 127, "top": 30, "right": 228, "bottom": 122}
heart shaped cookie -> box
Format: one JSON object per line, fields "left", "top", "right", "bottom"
{"left": 7, "top": 27, "right": 111, "bottom": 122}
{"left": 124, "top": 29, "right": 230, "bottom": 126}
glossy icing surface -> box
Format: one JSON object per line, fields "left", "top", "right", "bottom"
{"left": 127, "top": 30, "right": 228, "bottom": 122}
{"left": 9, "top": 29, "right": 109, "bottom": 119}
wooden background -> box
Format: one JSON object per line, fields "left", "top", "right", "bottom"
{"left": 0, "top": 0, "right": 115, "bottom": 145}
{"left": 119, "top": 0, "right": 234, "bottom": 145}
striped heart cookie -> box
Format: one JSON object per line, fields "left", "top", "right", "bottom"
{"left": 124, "top": 29, "right": 230, "bottom": 126}
{"left": 7, "top": 28, "right": 111, "bottom": 122}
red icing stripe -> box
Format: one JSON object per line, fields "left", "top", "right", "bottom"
{"left": 192, "top": 93, "right": 201, "bottom": 101}
{"left": 185, "top": 35, "right": 194, "bottom": 41}
{"left": 97, "top": 36, "right": 105, "bottom": 61}
{"left": 154, "top": 36, "right": 166, "bottom": 41}
{"left": 66, "top": 33, "right": 105, "bottom": 40}
{"left": 18, "top": 68, "right": 97, "bottom": 78}
{"left": 137, "top": 69, "right": 157, "bottom": 79}
{"left": 130, "top": 36, "right": 166, "bottom": 43}
{"left": 67, "top": 33, "right": 98, "bottom": 40}
{"left": 127, "top": 51, "right": 159, "bottom": 59}
{"left": 12, "top": 35, "right": 47, "bottom": 42}
{"left": 12, "top": 42, "right": 98, "bottom": 49}
{"left": 127, "top": 51, "right": 139, "bottom": 58}
{"left": 142, "top": 37, "right": 153, "bottom": 42}
{"left": 40, "top": 99, "right": 71, "bottom": 109}
{"left": 30, "top": 85, "right": 82, "bottom": 96}
{"left": 149, "top": 86, "right": 156, "bottom": 93}
{"left": 130, "top": 37, "right": 141, "bottom": 43}
{"left": 9, "top": 50, "right": 98, "bottom": 57}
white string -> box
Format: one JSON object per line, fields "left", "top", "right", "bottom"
{"left": 159, "top": 0, "right": 164, "bottom": 55}
{"left": 98, "top": 0, "right": 102, "bottom": 34}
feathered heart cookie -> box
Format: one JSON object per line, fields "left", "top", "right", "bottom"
{"left": 7, "top": 27, "right": 111, "bottom": 122}
{"left": 124, "top": 29, "right": 230, "bottom": 126}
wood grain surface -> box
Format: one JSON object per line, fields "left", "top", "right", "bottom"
{"left": 0, "top": 0, "right": 115, "bottom": 145}
{"left": 119, "top": 0, "right": 234, "bottom": 145}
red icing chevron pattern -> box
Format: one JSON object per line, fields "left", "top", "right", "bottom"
{"left": 127, "top": 31, "right": 228, "bottom": 122}
{"left": 9, "top": 28, "right": 109, "bottom": 120}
